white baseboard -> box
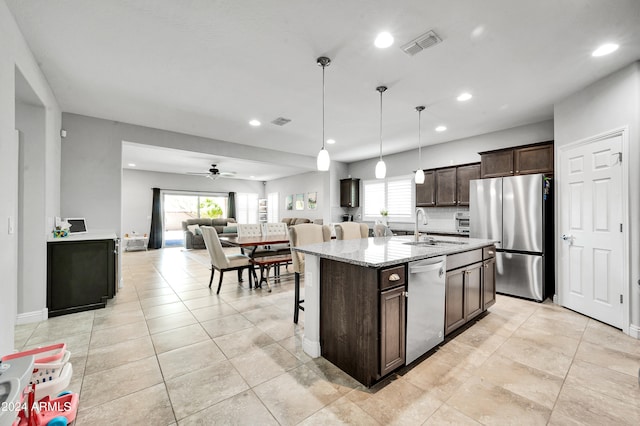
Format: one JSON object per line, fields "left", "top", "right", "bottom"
{"left": 303, "top": 337, "right": 321, "bottom": 358}
{"left": 16, "top": 308, "right": 48, "bottom": 324}
{"left": 628, "top": 324, "right": 640, "bottom": 339}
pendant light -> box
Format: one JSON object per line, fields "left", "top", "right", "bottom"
{"left": 316, "top": 56, "right": 331, "bottom": 171}
{"left": 375, "top": 86, "right": 387, "bottom": 179}
{"left": 414, "top": 106, "right": 425, "bottom": 184}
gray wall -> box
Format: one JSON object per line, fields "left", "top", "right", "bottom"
{"left": 122, "top": 168, "right": 265, "bottom": 234}
{"left": 554, "top": 61, "right": 640, "bottom": 334}
{"left": 16, "top": 101, "right": 46, "bottom": 316}
{"left": 1, "top": 1, "right": 61, "bottom": 352}
{"left": 265, "top": 171, "right": 326, "bottom": 222}
{"left": 348, "top": 120, "right": 554, "bottom": 181}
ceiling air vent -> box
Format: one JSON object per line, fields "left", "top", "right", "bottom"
{"left": 401, "top": 30, "right": 442, "bottom": 56}
{"left": 271, "top": 117, "right": 291, "bottom": 126}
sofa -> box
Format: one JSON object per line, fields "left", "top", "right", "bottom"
{"left": 182, "top": 218, "right": 237, "bottom": 249}
{"left": 281, "top": 217, "right": 322, "bottom": 227}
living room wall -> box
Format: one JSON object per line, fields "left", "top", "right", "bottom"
{"left": 122, "top": 168, "right": 264, "bottom": 235}
{"left": 265, "top": 172, "right": 327, "bottom": 223}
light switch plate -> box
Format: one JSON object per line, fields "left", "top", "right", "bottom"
{"left": 8, "top": 216, "right": 15, "bottom": 234}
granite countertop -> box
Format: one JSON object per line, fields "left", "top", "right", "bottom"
{"left": 47, "top": 230, "right": 118, "bottom": 242}
{"left": 292, "top": 235, "right": 496, "bottom": 268}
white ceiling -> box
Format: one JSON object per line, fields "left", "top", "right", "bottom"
{"left": 7, "top": 0, "right": 640, "bottom": 177}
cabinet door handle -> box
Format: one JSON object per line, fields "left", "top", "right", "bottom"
{"left": 389, "top": 273, "right": 401, "bottom": 282}
{"left": 488, "top": 251, "right": 494, "bottom": 255}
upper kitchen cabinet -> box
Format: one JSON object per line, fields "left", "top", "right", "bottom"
{"left": 340, "top": 178, "right": 360, "bottom": 207}
{"left": 435, "top": 167, "right": 457, "bottom": 206}
{"left": 480, "top": 141, "right": 553, "bottom": 178}
{"left": 456, "top": 163, "right": 481, "bottom": 206}
{"left": 415, "top": 170, "right": 436, "bottom": 206}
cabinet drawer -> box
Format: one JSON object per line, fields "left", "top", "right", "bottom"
{"left": 483, "top": 246, "right": 496, "bottom": 260}
{"left": 380, "top": 265, "right": 406, "bottom": 290}
{"left": 446, "top": 249, "right": 482, "bottom": 271}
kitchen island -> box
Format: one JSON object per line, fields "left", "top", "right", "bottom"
{"left": 292, "top": 235, "right": 496, "bottom": 387}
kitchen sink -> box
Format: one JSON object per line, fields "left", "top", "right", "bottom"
{"left": 404, "top": 239, "right": 468, "bottom": 247}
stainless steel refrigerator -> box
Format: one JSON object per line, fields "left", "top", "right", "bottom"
{"left": 469, "top": 174, "right": 553, "bottom": 301}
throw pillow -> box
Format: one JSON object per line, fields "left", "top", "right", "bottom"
{"left": 222, "top": 225, "right": 237, "bottom": 234}
{"left": 194, "top": 225, "right": 203, "bottom": 235}
{"left": 187, "top": 224, "right": 198, "bottom": 235}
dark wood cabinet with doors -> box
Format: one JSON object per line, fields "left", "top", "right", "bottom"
{"left": 456, "top": 163, "right": 481, "bottom": 206}
{"left": 340, "top": 178, "right": 360, "bottom": 207}
{"left": 482, "top": 246, "right": 496, "bottom": 309}
{"left": 444, "top": 248, "right": 484, "bottom": 335}
{"left": 480, "top": 141, "right": 553, "bottom": 178}
{"left": 415, "top": 170, "right": 436, "bottom": 206}
{"left": 435, "top": 167, "right": 457, "bottom": 206}
{"left": 320, "top": 259, "right": 406, "bottom": 387}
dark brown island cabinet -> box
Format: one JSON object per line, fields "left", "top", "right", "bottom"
{"left": 480, "top": 141, "right": 553, "bottom": 178}
{"left": 340, "top": 178, "right": 360, "bottom": 208}
{"left": 445, "top": 246, "right": 496, "bottom": 335}
{"left": 416, "top": 163, "right": 480, "bottom": 207}
{"left": 319, "top": 245, "right": 495, "bottom": 387}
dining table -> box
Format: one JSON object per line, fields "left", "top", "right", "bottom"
{"left": 219, "top": 233, "right": 291, "bottom": 289}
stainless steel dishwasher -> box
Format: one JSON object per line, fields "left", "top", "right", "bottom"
{"left": 406, "top": 256, "right": 446, "bottom": 364}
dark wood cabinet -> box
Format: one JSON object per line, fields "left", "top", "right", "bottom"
{"left": 514, "top": 143, "right": 553, "bottom": 175}
{"left": 47, "top": 238, "right": 117, "bottom": 317}
{"left": 415, "top": 170, "right": 436, "bottom": 206}
{"left": 340, "top": 178, "right": 360, "bottom": 207}
{"left": 320, "top": 259, "right": 406, "bottom": 387}
{"left": 480, "top": 141, "right": 553, "bottom": 178}
{"left": 444, "top": 248, "right": 484, "bottom": 335}
{"left": 379, "top": 286, "right": 406, "bottom": 377}
{"left": 435, "top": 167, "right": 457, "bottom": 206}
{"left": 483, "top": 247, "right": 496, "bottom": 309}
{"left": 456, "top": 163, "right": 481, "bottom": 206}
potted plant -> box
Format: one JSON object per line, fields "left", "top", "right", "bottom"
{"left": 380, "top": 209, "right": 389, "bottom": 226}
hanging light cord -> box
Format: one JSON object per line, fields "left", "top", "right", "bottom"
{"left": 418, "top": 108, "right": 422, "bottom": 164}
{"left": 379, "top": 89, "right": 383, "bottom": 160}
{"left": 321, "top": 63, "right": 326, "bottom": 150}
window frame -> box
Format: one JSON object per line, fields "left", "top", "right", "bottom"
{"left": 362, "top": 175, "right": 415, "bottom": 223}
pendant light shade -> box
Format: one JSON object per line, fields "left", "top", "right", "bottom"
{"left": 414, "top": 106, "right": 425, "bottom": 184}
{"left": 316, "top": 57, "right": 331, "bottom": 171}
{"left": 375, "top": 86, "right": 387, "bottom": 179}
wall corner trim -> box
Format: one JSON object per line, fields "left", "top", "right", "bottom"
{"left": 16, "top": 308, "right": 48, "bottom": 325}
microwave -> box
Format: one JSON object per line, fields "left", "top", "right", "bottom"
{"left": 455, "top": 212, "right": 470, "bottom": 234}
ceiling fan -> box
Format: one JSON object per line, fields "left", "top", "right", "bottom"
{"left": 187, "top": 164, "right": 235, "bottom": 180}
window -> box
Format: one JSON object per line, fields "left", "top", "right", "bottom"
{"left": 363, "top": 176, "right": 414, "bottom": 222}
{"left": 236, "top": 192, "right": 259, "bottom": 223}
{"left": 267, "top": 192, "right": 279, "bottom": 223}
{"left": 161, "top": 192, "right": 229, "bottom": 245}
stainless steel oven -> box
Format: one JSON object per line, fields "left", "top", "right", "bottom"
{"left": 455, "top": 212, "right": 470, "bottom": 234}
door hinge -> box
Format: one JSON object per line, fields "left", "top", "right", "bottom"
{"left": 620, "top": 223, "right": 623, "bottom": 232}
{"left": 620, "top": 294, "right": 623, "bottom": 304}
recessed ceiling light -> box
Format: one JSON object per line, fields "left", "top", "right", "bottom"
{"left": 592, "top": 43, "right": 619, "bottom": 57}
{"left": 249, "top": 119, "right": 261, "bottom": 126}
{"left": 374, "top": 32, "right": 394, "bottom": 48}
{"left": 327, "top": 139, "right": 336, "bottom": 145}
{"left": 435, "top": 126, "right": 447, "bottom": 132}
{"left": 457, "top": 92, "right": 472, "bottom": 102}
{"left": 250, "top": 175, "right": 255, "bottom": 179}
{"left": 128, "top": 163, "right": 136, "bottom": 167}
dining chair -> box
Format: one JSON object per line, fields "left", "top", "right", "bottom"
{"left": 373, "top": 223, "right": 393, "bottom": 237}
{"left": 237, "top": 223, "right": 263, "bottom": 238}
{"left": 288, "top": 223, "right": 331, "bottom": 323}
{"left": 201, "top": 226, "right": 252, "bottom": 294}
{"left": 335, "top": 222, "right": 369, "bottom": 240}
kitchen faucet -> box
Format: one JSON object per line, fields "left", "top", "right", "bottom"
{"left": 415, "top": 208, "right": 428, "bottom": 241}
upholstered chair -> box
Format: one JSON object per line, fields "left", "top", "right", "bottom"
{"left": 335, "top": 222, "right": 369, "bottom": 240}
{"left": 201, "top": 226, "right": 252, "bottom": 294}
{"left": 288, "top": 223, "right": 331, "bottom": 323}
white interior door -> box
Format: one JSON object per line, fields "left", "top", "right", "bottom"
{"left": 559, "top": 133, "right": 624, "bottom": 328}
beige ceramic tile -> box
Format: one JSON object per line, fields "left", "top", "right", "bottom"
{"left": 575, "top": 339, "right": 640, "bottom": 377}
{"left": 139, "top": 293, "right": 182, "bottom": 308}
{"left": 150, "top": 323, "right": 210, "bottom": 354}
{"left": 80, "top": 356, "right": 163, "bottom": 409}
{"left": 146, "top": 310, "right": 198, "bottom": 334}
{"left": 189, "top": 302, "right": 239, "bottom": 322}
{"left": 299, "top": 395, "right": 381, "bottom": 425}
{"left": 158, "top": 340, "right": 226, "bottom": 380}
{"left": 75, "top": 383, "right": 175, "bottom": 426}
{"left": 165, "top": 360, "right": 249, "bottom": 420}
{"left": 447, "top": 376, "right": 551, "bottom": 425}
{"left": 424, "top": 403, "right": 481, "bottom": 425}
{"left": 84, "top": 335, "right": 155, "bottom": 375}
{"left": 178, "top": 390, "right": 277, "bottom": 425}
{"left": 89, "top": 320, "right": 149, "bottom": 349}
{"left": 496, "top": 335, "right": 573, "bottom": 378}
{"left": 200, "top": 313, "right": 254, "bottom": 338}
{"left": 143, "top": 301, "right": 189, "bottom": 319}
{"left": 182, "top": 295, "right": 224, "bottom": 311}
{"left": 452, "top": 322, "right": 508, "bottom": 356}
{"left": 582, "top": 320, "right": 640, "bottom": 355}
{"left": 92, "top": 308, "right": 146, "bottom": 331}
{"left": 253, "top": 364, "right": 343, "bottom": 426}
{"left": 230, "top": 342, "right": 301, "bottom": 386}
{"left": 550, "top": 382, "right": 640, "bottom": 425}
{"left": 510, "top": 325, "right": 581, "bottom": 357}
{"left": 213, "top": 326, "right": 275, "bottom": 359}
{"left": 564, "top": 359, "right": 640, "bottom": 407}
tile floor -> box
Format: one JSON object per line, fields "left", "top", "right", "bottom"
{"left": 13, "top": 247, "right": 640, "bottom": 425}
